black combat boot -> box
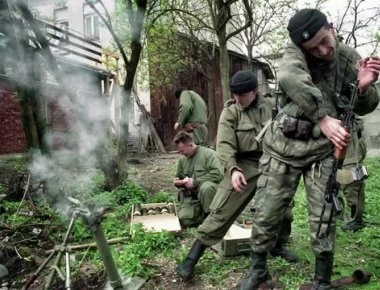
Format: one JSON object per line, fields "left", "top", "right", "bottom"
{"left": 175, "top": 239, "right": 207, "bottom": 280}
{"left": 342, "top": 205, "right": 366, "bottom": 232}
{"left": 238, "top": 252, "right": 270, "bottom": 290}
{"left": 312, "top": 256, "right": 333, "bottom": 290}
{"left": 270, "top": 241, "right": 299, "bottom": 263}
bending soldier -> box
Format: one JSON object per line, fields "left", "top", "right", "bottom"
{"left": 238, "top": 9, "right": 380, "bottom": 290}
{"left": 174, "top": 88, "right": 208, "bottom": 146}
{"left": 175, "top": 70, "right": 298, "bottom": 281}
{"left": 174, "top": 131, "right": 223, "bottom": 228}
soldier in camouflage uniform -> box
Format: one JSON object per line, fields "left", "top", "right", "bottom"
{"left": 239, "top": 9, "right": 380, "bottom": 290}
{"left": 174, "top": 88, "right": 208, "bottom": 146}
{"left": 174, "top": 131, "right": 223, "bottom": 228}
{"left": 340, "top": 119, "right": 367, "bottom": 232}
{"left": 175, "top": 70, "right": 298, "bottom": 281}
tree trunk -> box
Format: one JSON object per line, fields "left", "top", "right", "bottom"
{"left": 206, "top": 62, "right": 217, "bottom": 147}
{"left": 117, "top": 88, "right": 131, "bottom": 181}
{"left": 118, "top": 38, "right": 142, "bottom": 181}
{"left": 218, "top": 36, "right": 231, "bottom": 103}
{"left": 17, "top": 87, "right": 39, "bottom": 150}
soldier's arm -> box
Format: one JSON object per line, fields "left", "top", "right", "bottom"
{"left": 216, "top": 106, "right": 239, "bottom": 174}
{"left": 353, "top": 52, "right": 380, "bottom": 115}
{"left": 177, "top": 91, "right": 193, "bottom": 125}
{"left": 278, "top": 45, "right": 327, "bottom": 122}
{"left": 175, "top": 158, "right": 185, "bottom": 178}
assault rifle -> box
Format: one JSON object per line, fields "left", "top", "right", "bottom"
{"left": 316, "top": 81, "right": 358, "bottom": 239}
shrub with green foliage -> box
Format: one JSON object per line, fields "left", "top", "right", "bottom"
{"left": 113, "top": 224, "right": 178, "bottom": 278}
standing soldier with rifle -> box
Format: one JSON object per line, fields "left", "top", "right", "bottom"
{"left": 238, "top": 9, "right": 380, "bottom": 290}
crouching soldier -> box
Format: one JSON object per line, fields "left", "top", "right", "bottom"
{"left": 174, "top": 131, "right": 223, "bottom": 228}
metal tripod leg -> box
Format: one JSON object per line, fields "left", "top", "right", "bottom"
{"left": 22, "top": 211, "right": 78, "bottom": 290}
{"left": 22, "top": 251, "right": 56, "bottom": 290}
{"left": 45, "top": 212, "right": 78, "bottom": 289}
{"left": 65, "top": 251, "right": 71, "bottom": 290}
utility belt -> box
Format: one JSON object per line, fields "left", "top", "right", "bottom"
{"left": 236, "top": 151, "right": 262, "bottom": 161}
{"left": 183, "top": 122, "right": 206, "bottom": 133}
{"left": 277, "top": 113, "right": 320, "bottom": 141}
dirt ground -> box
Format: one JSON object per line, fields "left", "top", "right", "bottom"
{"left": 128, "top": 153, "right": 180, "bottom": 195}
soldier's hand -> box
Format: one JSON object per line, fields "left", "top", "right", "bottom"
{"left": 184, "top": 178, "right": 195, "bottom": 189}
{"left": 174, "top": 178, "right": 184, "bottom": 187}
{"left": 174, "top": 122, "right": 180, "bottom": 131}
{"left": 231, "top": 170, "right": 247, "bottom": 193}
{"left": 358, "top": 56, "right": 380, "bottom": 94}
{"left": 318, "top": 116, "right": 351, "bottom": 150}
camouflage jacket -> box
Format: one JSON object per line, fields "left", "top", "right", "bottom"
{"left": 264, "top": 42, "right": 379, "bottom": 166}
{"left": 216, "top": 95, "right": 272, "bottom": 175}
{"left": 177, "top": 90, "right": 208, "bottom": 125}
{"left": 176, "top": 146, "right": 223, "bottom": 187}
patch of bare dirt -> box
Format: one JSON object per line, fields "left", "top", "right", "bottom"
{"left": 128, "top": 153, "right": 179, "bottom": 195}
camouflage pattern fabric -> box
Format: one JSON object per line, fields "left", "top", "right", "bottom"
{"left": 265, "top": 42, "right": 379, "bottom": 167}
{"left": 251, "top": 42, "right": 379, "bottom": 258}
{"left": 341, "top": 132, "right": 367, "bottom": 221}
{"left": 251, "top": 154, "right": 336, "bottom": 258}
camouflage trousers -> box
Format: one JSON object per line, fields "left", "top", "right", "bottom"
{"left": 341, "top": 165, "right": 365, "bottom": 222}
{"left": 341, "top": 137, "right": 367, "bottom": 222}
{"left": 250, "top": 153, "right": 336, "bottom": 258}
{"left": 196, "top": 160, "right": 293, "bottom": 247}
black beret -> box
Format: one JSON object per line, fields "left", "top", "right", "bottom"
{"left": 229, "top": 70, "right": 258, "bottom": 93}
{"left": 287, "top": 9, "right": 328, "bottom": 45}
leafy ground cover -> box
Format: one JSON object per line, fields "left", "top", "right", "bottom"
{"left": 1, "top": 154, "right": 379, "bottom": 289}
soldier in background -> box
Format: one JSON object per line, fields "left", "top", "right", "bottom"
{"left": 174, "top": 88, "right": 208, "bottom": 146}
{"left": 175, "top": 70, "right": 297, "bottom": 281}
{"left": 174, "top": 131, "right": 223, "bottom": 228}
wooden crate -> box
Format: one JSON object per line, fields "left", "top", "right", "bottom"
{"left": 130, "top": 202, "right": 181, "bottom": 234}
{"left": 212, "top": 224, "right": 252, "bottom": 256}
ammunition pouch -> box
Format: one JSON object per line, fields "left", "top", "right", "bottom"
{"left": 282, "top": 116, "right": 312, "bottom": 141}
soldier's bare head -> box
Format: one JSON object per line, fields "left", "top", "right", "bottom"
{"left": 287, "top": 9, "right": 336, "bottom": 61}
{"left": 174, "top": 131, "right": 197, "bottom": 157}
{"left": 229, "top": 70, "right": 258, "bottom": 108}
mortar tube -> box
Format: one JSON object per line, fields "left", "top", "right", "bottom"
{"left": 87, "top": 219, "right": 123, "bottom": 289}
